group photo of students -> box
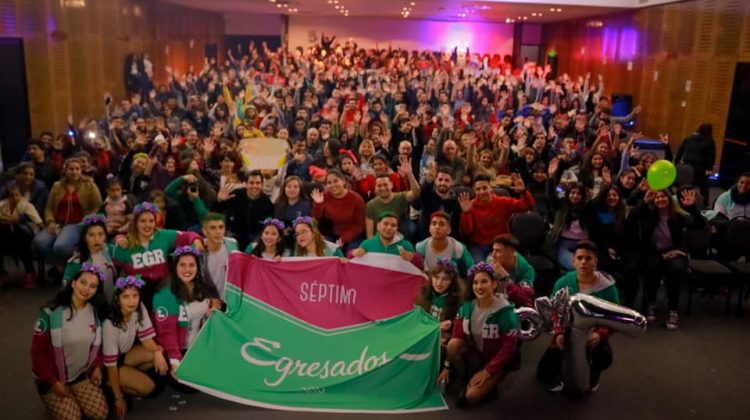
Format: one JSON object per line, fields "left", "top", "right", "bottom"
{"left": 1, "top": 0, "right": 749, "bottom": 419}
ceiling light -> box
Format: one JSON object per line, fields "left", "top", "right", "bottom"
{"left": 505, "top": 18, "right": 511, "bottom": 23}
{"left": 550, "top": 7, "right": 555, "bottom": 12}
{"left": 276, "top": 4, "right": 282, "bottom": 8}
{"left": 410, "top": 1, "right": 415, "bottom": 5}
{"left": 333, "top": 0, "right": 338, "bottom": 3}
{"left": 556, "top": 8, "right": 562, "bottom": 12}
{"left": 335, "top": 5, "right": 339, "bottom": 9}
{"left": 269, "top": 0, "right": 276, "bottom": 3}
{"left": 531, "top": 12, "right": 537, "bottom": 16}
{"left": 539, "top": 12, "right": 543, "bottom": 16}
{"left": 522, "top": 16, "right": 528, "bottom": 20}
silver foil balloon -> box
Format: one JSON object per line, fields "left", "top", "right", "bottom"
{"left": 562, "top": 293, "right": 647, "bottom": 395}
{"left": 515, "top": 307, "right": 544, "bottom": 341}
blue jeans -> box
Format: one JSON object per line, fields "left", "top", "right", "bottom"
{"left": 556, "top": 238, "right": 578, "bottom": 272}
{"left": 33, "top": 224, "right": 80, "bottom": 265}
{"left": 469, "top": 244, "right": 491, "bottom": 264}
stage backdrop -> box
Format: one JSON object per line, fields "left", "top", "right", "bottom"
{"left": 176, "top": 253, "right": 447, "bottom": 413}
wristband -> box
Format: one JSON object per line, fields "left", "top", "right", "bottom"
{"left": 443, "top": 360, "right": 451, "bottom": 369}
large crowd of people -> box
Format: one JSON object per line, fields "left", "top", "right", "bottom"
{"left": 1, "top": 38, "right": 748, "bottom": 418}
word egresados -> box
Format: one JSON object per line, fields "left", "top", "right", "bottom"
{"left": 299, "top": 282, "right": 357, "bottom": 305}
{"left": 240, "top": 337, "right": 390, "bottom": 387}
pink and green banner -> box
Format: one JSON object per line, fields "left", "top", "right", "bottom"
{"left": 175, "top": 253, "right": 447, "bottom": 413}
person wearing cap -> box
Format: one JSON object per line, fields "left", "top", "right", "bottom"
{"left": 416, "top": 211, "right": 474, "bottom": 277}
{"left": 351, "top": 211, "right": 423, "bottom": 269}
{"left": 364, "top": 156, "right": 421, "bottom": 240}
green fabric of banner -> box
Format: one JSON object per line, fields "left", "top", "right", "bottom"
{"left": 176, "top": 285, "right": 447, "bottom": 413}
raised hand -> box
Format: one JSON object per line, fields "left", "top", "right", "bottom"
{"left": 311, "top": 188, "right": 325, "bottom": 204}
{"left": 510, "top": 173, "right": 526, "bottom": 193}
{"left": 398, "top": 155, "right": 413, "bottom": 176}
{"left": 602, "top": 166, "right": 612, "bottom": 185}
{"left": 658, "top": 133, "right": 670, "bottom": 145}
{"left": 217, "top": 184, "right": 236, "bottom": 202}
{"left": 548, "top": 157, "right": 559, "bottom": 177}
{"left": 202, "top": 138, "right": 216, "bottom": 155}
{"left": 458, "top": 191, "right": 473, "bottom": 212}
{"left": 679, "top": 188, "right": 697, "bottom": 207}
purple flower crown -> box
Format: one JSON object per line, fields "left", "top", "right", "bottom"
{"left": 80, "top": 262, "right": 106, "bottom": 283}
{"left": 467, "top": 261, "right": 497, "bottom": 279}
{"left": 133, "top": 201, "right": 160, "bottom": 216}
{"left": 292, "top": 216, "right": 314, "bottom": 228}
{"left": 172, "top": 246, "right": 201, "bottom": 258}
{"left": 263, "top": 218, "right": 285, "bottom": 231}
{"left": 435, "top": 257, "right": 457, "bottom": 273}
{"left": 115, "top": 275, "right": 145, "bottom": 290}
{"left": 80, "top": 213, "right": 107, "bottom": 227}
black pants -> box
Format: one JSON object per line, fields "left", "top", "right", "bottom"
{"left": 618, "top": 251, "right": 643, "bottom": 309}
{"left": 536, "top": 340, "right": 613, "bottom": 387}
{"left": 645, "top": 253, "right": 688, "bottom": 311}
{"left": 0, "top": 224, "right": 35, "bottom": 274}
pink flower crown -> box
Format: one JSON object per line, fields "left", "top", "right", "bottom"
{"left": 80, "top": 262, "right": 106, "bottom": 283}
{"left": 115, "top": 275, "right": 145, "bottom": 290}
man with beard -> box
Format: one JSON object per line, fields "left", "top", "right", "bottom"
{"left": 418, "top": 165, "right": 462, "bottom": 240}
{"left": 364, "top": 156, "right": 420, "bottom": 239}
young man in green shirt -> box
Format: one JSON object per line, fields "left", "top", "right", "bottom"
{"left": 364, "top": 156, "right": 420, "bottom": 240}
{"left": 352, "top": 212, "right": 423, "bottom": 269}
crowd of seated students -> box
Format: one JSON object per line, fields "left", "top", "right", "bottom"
{"left": 2, "top": 38, "right": 748, "bottom": 417}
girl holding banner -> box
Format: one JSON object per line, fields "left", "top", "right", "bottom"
{"left": 416, "top": 258, "right": 464, "bottom": 348}
{"left": 151, "top": 246, "right": 222, "bottom": 375}
{"left": 439, "top": 262, "right": 520, "bottom": 407}
{"left": 292, "top": 216, "right": 344, "bottom": 257}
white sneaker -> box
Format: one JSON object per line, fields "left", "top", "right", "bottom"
{"left": 666, "top": 311, "right": 679, "bottom": 330}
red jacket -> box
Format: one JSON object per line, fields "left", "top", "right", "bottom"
{"left": 459, "top": 191, "right": 535, "bottom": 246}
{"left": 312, "top": 190, "right": 366, "bottom": 244}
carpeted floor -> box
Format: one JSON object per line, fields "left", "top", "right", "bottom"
{"left": 2, "top": 268, "right": 748, "bottom": 420}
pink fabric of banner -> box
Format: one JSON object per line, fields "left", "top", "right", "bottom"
{"left": 226, "top": 253, "right": 424, "bottom": 330}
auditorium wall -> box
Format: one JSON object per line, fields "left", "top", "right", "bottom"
{"left": 0, "top": 0, "right": 224, "bottom": 138}
{"left": 288, "top": 15, "right": 514, "bottom": 57}
{"left": 544, "top": 0, "right": 750, "bottom": 165}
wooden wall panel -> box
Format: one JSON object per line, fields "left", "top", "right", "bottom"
{"left": 0, "top": 0, "right": 224, "bottom": 137}
{"left": 543, "top": 0, "right": 749, "bottom": 166}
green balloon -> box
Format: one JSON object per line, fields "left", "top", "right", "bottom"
{"left": 647, "top": 159, "right": 677, "bottom": 190}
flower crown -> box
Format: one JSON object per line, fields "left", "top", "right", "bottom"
{"left": 263, "top": 218, "right": 285, "bottom": 231}
{"left": 80, "top": 214, "right": 107, "bottom": 227}
{"left": 292, "top": 216, "right": 314, "bottom": 229}
{"left": 115, "top": 274, "right": 145, "bottom": 290}
{"left": 172, "top": 246, "right": 201, "bottom": 258}
{"left": 80, "top": 262, "right": 106, "bottom": 283}
{"left": 467, "top": 261, "right": 497, "bottom": 279}
{"left": 133, "top": 201, "right": 160, "bottom": 216}
{"left": 435, "top": 257, "right": 457, "bottom": 273}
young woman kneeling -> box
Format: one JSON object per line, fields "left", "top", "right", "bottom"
{"left": 438, "top": 262, "right": 520, "bottom": 407}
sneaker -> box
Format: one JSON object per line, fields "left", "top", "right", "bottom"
{"left": 666, "top": 311, "right": 679, "bottom": 330}
{"left": 24, "top": 273, "right": 37, "bottom": 290}
{"left": 646, "top": 304, "right": 657, "bottom": 323}
{"left": 550, "top": 382, "right": 565, "bottom": 392}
